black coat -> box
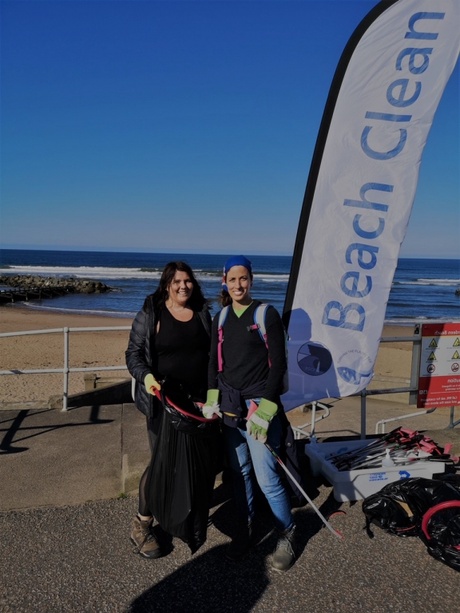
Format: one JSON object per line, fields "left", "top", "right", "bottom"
{"left": 125, "top": 295, "right": 211, "bottom": 417}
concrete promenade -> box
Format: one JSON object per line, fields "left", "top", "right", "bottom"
{"left": 1, "top": 398, "right": 459, "bottom": 612}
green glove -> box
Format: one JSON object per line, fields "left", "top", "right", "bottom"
{"left": 144, "top": 373, "right": 161, "bottom": 396}
{"left": 246, "top": 398, "right": 278, "bottom": 443}
{"left": 202, "top": 389, "right": 221, "bottom": 419}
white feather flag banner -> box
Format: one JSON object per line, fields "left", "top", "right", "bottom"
{"left": 282, "top": 0, "right": 459, "bottom": 410}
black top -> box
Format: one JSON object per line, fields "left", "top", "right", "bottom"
{"left": 208, "top": 300, "right": 287, "bottom": 404}
{"left": 126, "top": 295, "right": 212, "bottom": 416}
{"left": 154, "top": 308, "right": 210, "bottom": 401}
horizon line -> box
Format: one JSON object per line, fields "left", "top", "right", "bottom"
{"left": 0, "top": 245, "right": 459, "bottom": 261}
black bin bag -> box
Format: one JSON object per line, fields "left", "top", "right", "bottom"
{"left": 146, "top": 379, "right": 221, "bottom": 554}
{"left": 420, "top": 478, "right": 460, "bottom": 572}
{"left": 362, "top": 474, "right": 460, "bottom": 572}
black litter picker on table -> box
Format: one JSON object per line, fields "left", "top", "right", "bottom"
{"left": 146, "top": 378, "right": 221, "bottom": 554}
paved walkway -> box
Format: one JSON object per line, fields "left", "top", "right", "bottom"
{"left": 0, "top": 399, "right": 459, "bottom": 612}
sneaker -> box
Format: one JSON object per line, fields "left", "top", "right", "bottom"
{"left": 271, "top": 525, "right": 296, "bottom": 571}
{"left": 226, "top": 523, "right": 253, "bottom": 562}
{"left": 130, "top": 516, "right": 162, "bottom": 559}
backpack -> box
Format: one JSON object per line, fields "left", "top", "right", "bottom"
{"left": 217, "top": 303, "right": 289, "bottom": 394}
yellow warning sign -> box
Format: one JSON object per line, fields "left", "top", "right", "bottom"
{"left": 418, "top": 323, "right": 460, "bottom": 409}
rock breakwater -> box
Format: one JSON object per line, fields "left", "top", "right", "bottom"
{"left": 0, "top": 275, "right": 113, "bottom": 305}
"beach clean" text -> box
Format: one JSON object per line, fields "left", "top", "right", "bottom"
{"left": 323, "top": 10, "right": 446, "bottom": 332}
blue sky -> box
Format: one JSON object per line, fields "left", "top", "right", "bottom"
{"left": 1, "top": 0, "right": 459, "bottom": 258}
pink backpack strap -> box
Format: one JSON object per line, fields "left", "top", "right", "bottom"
{"left": 217, "top": 306, "right": 230, "bottom": 372}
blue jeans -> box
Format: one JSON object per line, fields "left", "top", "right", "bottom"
{"left": 223, "top": 414, "right": 294, "bottom": 532}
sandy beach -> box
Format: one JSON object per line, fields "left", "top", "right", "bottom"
{"left": 0, "top": 304, "right": 416, "bottom": 410}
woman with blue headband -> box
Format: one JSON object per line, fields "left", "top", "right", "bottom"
{"left": 204, "top": 255, "right": 297, "bottom": 571}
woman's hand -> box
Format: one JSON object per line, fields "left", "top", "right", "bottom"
{"left": 202, "top": 389, "right": 222, "bottom": 419}
{"left": 144, "top": 373, "right": 161, "bottom": 395}
{"left": 246, "top": 398, "right": 277, "bottom": 443}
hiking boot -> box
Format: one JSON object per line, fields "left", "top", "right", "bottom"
{"left": 272, "top": 525, "right": 296, "bottom": 571}
{"left": 130, "top": 516, "right": 162, "bottom": 559}
{"left": 226, "top": 523, "right": 253, "bottom": 562}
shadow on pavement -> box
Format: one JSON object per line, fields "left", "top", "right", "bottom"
{"left": 0, "top": 406, "right": 113, "bottom": 455}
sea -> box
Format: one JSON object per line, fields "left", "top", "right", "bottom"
{"left": 0, "top": 249, "right": 459, "bottom": 325}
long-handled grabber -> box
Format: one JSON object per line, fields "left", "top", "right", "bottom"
{"left": 265, "top": 442, "right": 343, "bottom": 539}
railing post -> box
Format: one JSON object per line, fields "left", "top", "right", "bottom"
{"left": 360, "top": 391, "right": 367, "bottom": 439}
{"left": 310, "top": 401, "right": 317, "bottom": 437}
{"left": 409, "top": 324, "right": 422, "bottom": 405}
{"left": 62, "top": 327, "right": 70, "bottom": 411}
{"left": 448, "top": 406, "right": 459, "bottom": 429}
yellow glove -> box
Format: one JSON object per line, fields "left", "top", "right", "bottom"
{"left": 202, "top": 389, "right": 221, "bottom": 419}
{"left": 246, "top": 398, "right": 278, "bottom": 443}
{"left": 144, "top": 373, "right": 161, "bottom": 396}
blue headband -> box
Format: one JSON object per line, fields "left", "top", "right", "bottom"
{"left": 223, "top": 255, "right": 252, "bottom": 275}
{"left": 222, "top": 255, "right": 252, "bottom": 292}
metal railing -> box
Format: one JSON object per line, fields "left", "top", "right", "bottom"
{"left": 289, "top": 325, "right": 458, "bottom": 438}
{"left": 358, "top": 328, "right": 458, "bottom": 434}
{"left": 1, "top": 324, "right": 458, "bottom": 428}
{"left": 0, "top": 326, "right": 131, "bottom": 410}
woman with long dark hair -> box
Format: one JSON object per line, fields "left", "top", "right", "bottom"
{"left": 126, "top": 261, "right": 213, "bottom": 558}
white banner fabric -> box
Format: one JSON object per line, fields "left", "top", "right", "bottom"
{"left": 282, "top": 0, "right": 459, "bottom": 410}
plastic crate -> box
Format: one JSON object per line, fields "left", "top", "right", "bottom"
{"left": 305, "top": 439, "right": 446, "bottom": 502}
